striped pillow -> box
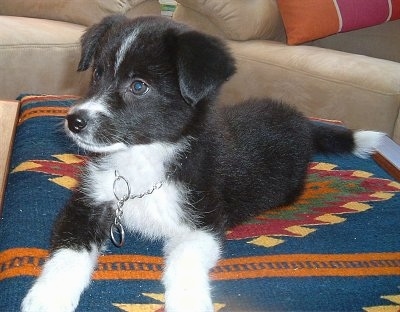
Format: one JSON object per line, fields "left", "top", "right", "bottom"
{"left": 277, "top": 0, "right": 400, "bottom": 45}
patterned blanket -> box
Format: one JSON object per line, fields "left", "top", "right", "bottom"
{"left": 1, "top": 95, "right": 399, "bottom": 311}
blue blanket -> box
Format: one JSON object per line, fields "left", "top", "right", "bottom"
{"left": 1, "top": 95, "right": 399, "bottom": 311}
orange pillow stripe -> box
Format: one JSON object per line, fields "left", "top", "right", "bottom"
{"left": 278, "top": 0, "right": 400, "bottom": 45}
{"left": 278, "top": 0, "right": 339, "bottom": 45}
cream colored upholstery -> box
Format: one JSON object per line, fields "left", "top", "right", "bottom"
{"left": 174, "top": 0, "right": 400, "bottom": 143}
{"left": 1, "top": 0, "right": 399, "bottom": 142}
{"left": 0, "top": 0, "right": 160, "bottom": 99}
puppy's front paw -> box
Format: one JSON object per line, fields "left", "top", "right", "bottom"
{"left": 165, "top": 287, "right": 214, "bottom": 312}
{"left": 163, "top": 231, "right": 221, "bottom": 312}
{"left": 21, "top": 247, "right": 98, "bottom": 312}
{"left": 21, "top": 281, "right": 80, "bottom": 312}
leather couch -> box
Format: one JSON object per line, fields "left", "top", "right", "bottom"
{"left": 0, "top": 0, "right": 160, "bottom": 100}
{"left": 173, "top": 0, "right": 400, "bottom": 143}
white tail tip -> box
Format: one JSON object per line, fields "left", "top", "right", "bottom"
{"left": 353, "top": 131, "right": 385, "bottom": 158}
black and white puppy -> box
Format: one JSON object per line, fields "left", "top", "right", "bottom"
{"left": 22, "top": 15, "right": 383, "bottom": 312}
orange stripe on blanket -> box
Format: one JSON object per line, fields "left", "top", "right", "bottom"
{"left": 20, "top": 95, "right": 80, "bottom": 106}
{"left": 0, "top": 248, "right": 164, "bottom": 281}
{"left": 18, "top": 107, "right": 69, "bottom": 124}
{"left": 93, "top": 254, "right": 164, "bottom": 280}
{"left": 0, "top": 248, "right": 48, "bottom": 280}
{"left": 213, "top": 253, "right": 400, "bottom": 280}
{"left": 2, "top": 248, "right": 400, "bottom": 281}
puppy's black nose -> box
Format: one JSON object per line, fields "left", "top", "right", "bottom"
{"left": 67, "top": 113, "right": 87, "bottom": 133}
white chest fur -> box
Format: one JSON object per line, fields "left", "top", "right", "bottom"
{"left": 82, "top": 142, "right": 192, "bottom": 239}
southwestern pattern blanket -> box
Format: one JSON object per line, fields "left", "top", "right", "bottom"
{"left": 0, "top": 95, "right": 399, "bottom": 311}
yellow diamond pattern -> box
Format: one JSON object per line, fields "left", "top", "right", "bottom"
{"left": 53, "top": 153, "right": 84, "bottom": 164}
{"left": 363, "top": 294, "right": 400, "bottom": 312}
{"left": 371, "top": 192, "right": 394, "bottom": 200}
{"left": 315, "top": 214, "right": 346, "bottom": 224}
{"left": 342, "top": 202, "right": 371, "bottom": 212}
{"left": 50, "top": 176, "right": 78, "bottom": 190}
{"left": 285, "top": 225, "right": 316, "bottom": 237}
{"left": 311, "top": 162, "right": 337, "bottom": 171}
{"left": 12, "top": 161, "right": 41, "bottom": 173}
{"left": 113, "top": 293, "right": 226, "bottom": 311}
{"left": 352, "top": 170, "right": 373, "bottom": 178}
{"left": 248, "top": 235, "right": 285, "bottom": 248}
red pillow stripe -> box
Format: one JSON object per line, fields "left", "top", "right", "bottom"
{"left": 337, "top": 0, "right": 390, "bottom": 32}
{"left": 391, "top": 0, "right": 400, "bottom": 19}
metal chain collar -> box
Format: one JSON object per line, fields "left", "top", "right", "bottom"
{"left": 110, "top": 170, "right": 164, "bottom": 247}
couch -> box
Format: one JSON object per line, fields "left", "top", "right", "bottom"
{"left": 173, "top": 0, "right": 400, "bottom": 143}
{"left": 1, "top": 0, "right": 400, "bottom": 143}
{"left": 0, "top": 0, "right": 161, "bottom": 100}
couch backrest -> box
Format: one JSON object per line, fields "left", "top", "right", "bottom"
{"left": 307, "top": 20, "right": 400, "bottom": 63}
{"left": 174, "top": 0, "right": 400, "bottom": 63}
{"left": 0, "top": 0, "right": 160, "bottom": 26}
{"left": 174, "top": 0, "right": 286, "bottom": 42}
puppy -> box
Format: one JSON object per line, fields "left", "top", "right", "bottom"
{"left": 22, "top": 15, "right": 383, "bottom": 312}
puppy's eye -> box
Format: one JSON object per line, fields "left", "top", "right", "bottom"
{"left": 93, "top": 67, "right": 103, "bottom": 81}
{"left": 129, "top": 80, "right": 149, "bottom": 95}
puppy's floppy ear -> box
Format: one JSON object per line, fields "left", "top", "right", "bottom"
{"left": 78, "top": 15, "right": 127, "bottom": 71}
{"left": 176, "top": 31, "right": 236, "bottom": 105}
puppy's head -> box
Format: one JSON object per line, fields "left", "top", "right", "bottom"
{"left": 66, "top": 15, "right": 236, "bottom": 153}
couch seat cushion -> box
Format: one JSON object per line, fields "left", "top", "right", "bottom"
{"left": 0, "top": 16, "right": 90, "bottom": 99}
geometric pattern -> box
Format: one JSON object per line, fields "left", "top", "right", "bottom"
{"left": 228, "top": 162, "right": 400, "bottom": 247}
{"left": 2, "top": 95, "right": 400, "bottom": 312}
{"left": 363, "top": 292, "right": 400, "bottom": 311}
{"left": 12, "top": 156, "right": 400, "bottom": 250}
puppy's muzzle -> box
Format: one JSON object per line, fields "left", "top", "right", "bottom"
{"left": 67, "top": 113, "right": 88, "bottom": 133}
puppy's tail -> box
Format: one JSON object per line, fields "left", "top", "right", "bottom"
{"left": 310, "top": 121, "right": 385, "bottom": 158}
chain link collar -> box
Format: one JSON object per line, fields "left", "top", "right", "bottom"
{"left": 110, "top": 170, "right": 165, "bottom": 247}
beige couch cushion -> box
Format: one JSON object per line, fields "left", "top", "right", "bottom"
{"left": 219, "top": 40, "right": 400, "bottom": 140}
{"left": 0, "top": 0, "right": 161, "bottom": 26}
{"left": 0, "top": 16, "right": 90, "bottom": 99}
{"left": 174, "top": 0, "right": 286, "bottom": 41}
{"left": 0, "top": 0, "right": 161, "bottom": 99}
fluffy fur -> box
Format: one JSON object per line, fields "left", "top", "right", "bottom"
{"left": 22, "top": 15, "right": 384, "bottom": 312}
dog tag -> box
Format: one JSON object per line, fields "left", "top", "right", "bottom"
{"left": 110, "top": 222, "right": 125, "bottom": 247}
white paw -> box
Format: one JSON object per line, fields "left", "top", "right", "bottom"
{"left": 21, "top": 247, "right": 98, "bottom": 312}
{"left": 165, "top": 286, "right": 214, "bottom": 312}
{"left": 21, "top": 281, "right": 79, "bottom": 312}
{"left": 163, "top": 231, "right": 221, "bottom": 312}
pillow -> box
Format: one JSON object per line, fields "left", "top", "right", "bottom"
{"left": 277, "top": 0, "right": 400, "bottom": 45}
